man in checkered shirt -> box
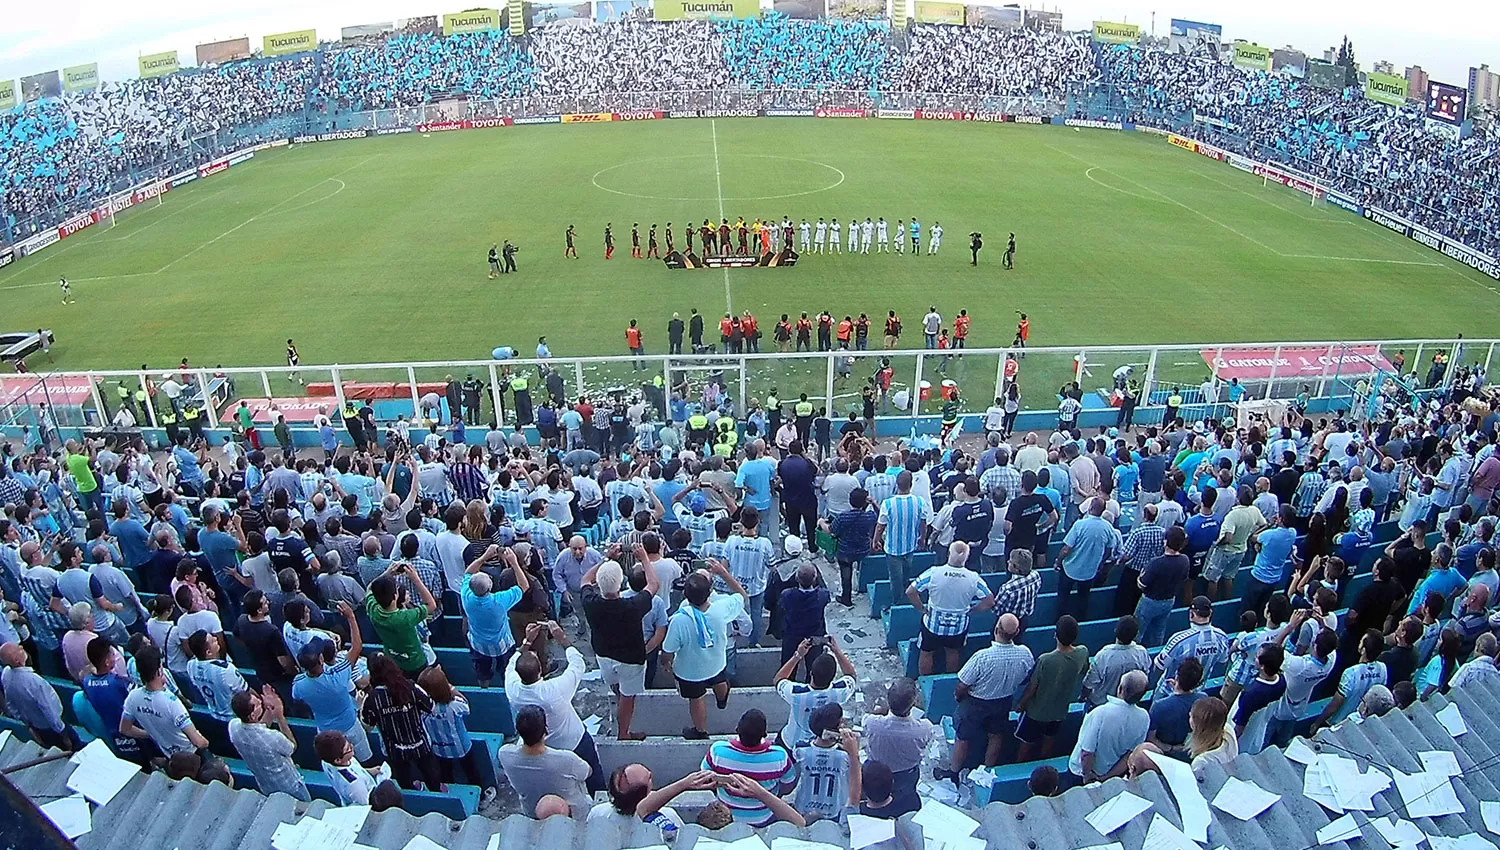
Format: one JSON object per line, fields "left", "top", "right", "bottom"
{"left": 991, "top": 549, "right": 1042, "bottom": 625}
{"left": 934, "top": 612, "right": 1033, "bottom": 783}
{"left": 978, "top": 446, "right": 1022, "bottom": 509}
{"left": 1114, "top": 505, "right": 1165, "bottom": 617}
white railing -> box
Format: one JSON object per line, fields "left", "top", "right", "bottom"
{"left": 5, "top": 337, "right": 1490, "bottom": 435}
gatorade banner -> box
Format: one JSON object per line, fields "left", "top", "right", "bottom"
{"left": 1233, "top": 42, "right": 1272, "bottom": 72}
{"left": 20, "top": 71, "right": 61, "bottom": 103}
{"left": 1204, "top": 346, "right": 1392, "bottom": 382}
{"left": 1365, "top": 71, "right": 1406, "bottom": 106}
{"left": 263, "top": 29, "right": 317, "bottom": 56}
{"left": 914, "top": 1, "right": 965, "bottom": 23}
{"left": 1091, "top": 21, "right": 1139, "bottom": 44}
{"left": 62, "top": 63, "right": 99, "bottom": 92}
{"left": 196, "top": 37, "right": 251, "bottom": 65}
{"left": 0, "top": 80, "right": 14, "bottom": 110}
{"left": 138, "top": 51, "right": 179, "bottom": 79}
{"left": 444, "top": 8, "right": 502, "bottom": 34}
{"left": 654, "top": 0, "right": 761, "bottom": 20}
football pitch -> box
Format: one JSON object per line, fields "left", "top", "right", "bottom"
{"left": 4, "top": 117, "right": 1497, "bottom": 401}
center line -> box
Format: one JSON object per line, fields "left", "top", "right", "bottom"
{"left": 711, "top": 119, "right": 731, "bottom": 314}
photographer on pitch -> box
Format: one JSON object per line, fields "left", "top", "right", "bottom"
{"left": 969, "top": 231, "right": 982, "bottom": 265}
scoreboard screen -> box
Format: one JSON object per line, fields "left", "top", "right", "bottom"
{"left": 1426, "top": 81, "right": 1468, "bottom": 125}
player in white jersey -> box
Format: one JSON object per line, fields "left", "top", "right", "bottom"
{"left": 814, "top": 218, "right": 828, "bottom": 253}
{"left": 876, "top": 218, "right": 889, "bottom": 251}
{"left": 800, "top": 219, "right": 811, "bottom": 251}
{"left": 829, "top": 219, "right": 842, "bottom": 253}
{"left": 860, "top": 219, "right": 874, "bottom": 253}
{"left": 847, "top": 217, "right": 859, "bottom": 253}
{"left": 929, "top": 221, "right": 944, "bottom": 255}
{"left": 894, "top": 220, "right": 905, "bottom": 253}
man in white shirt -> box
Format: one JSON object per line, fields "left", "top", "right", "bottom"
{"left": 922, "top": 308, "right": 942, "bottom": 349}
{"left": 433, "top": 503, "right": 471, "bottom": 596}
{"left": 876, "top": 218, "right": 889, "bottom": 251}
{"left": 121, "top": 647, "right": 209, "bottom": 757}
{"left": 928, "top": 221, "right": 943, "bottom": 254}
{"left": 506, "top": 620, "right": 606, "bottom": 794}
{"left": 983, "top": 399, "right": 1006, "bottom": 439}
{"left": 1015, "top": 433, "right": 1047, "bottom": 473}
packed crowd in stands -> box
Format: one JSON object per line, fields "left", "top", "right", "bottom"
{"left": 3, "top": 16, "right": 1497, "bottom": 257}
{"left": 3, "top": 354, "right": 1500, "bottom": 830}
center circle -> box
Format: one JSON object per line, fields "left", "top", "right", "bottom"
{"left": 591, "top": 153, "right": 845, "bottom": 202}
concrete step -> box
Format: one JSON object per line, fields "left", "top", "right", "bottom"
{"left": 650, "top": 647, "right": 785, "bottom": 690}
{"left": 597, "top": 735, "right": 734, "bottom": 787}
{"left": 628, "top": 686, "right": 790, "bottom": 737}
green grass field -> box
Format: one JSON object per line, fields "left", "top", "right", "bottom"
{"left": 4, "top": 118, "right": 1497, "bottom": 408}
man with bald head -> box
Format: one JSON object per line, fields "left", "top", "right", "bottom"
{"left": 1068, "top": 669, "right": 1149, "bottom": 786}
{"left": 581, "top": 549, "right": 660, "bottom": 740}
{"left": 462, "top": 544, "right": 528, "bottom": 688}
{"left": 1, "top": 642, "right": 79, "bottom": 751}
{"left": 506, "top": 618, "right": 604, "bottom": 793}
{"left": 936, "top": 613, "right": 1032, "bottom": 781}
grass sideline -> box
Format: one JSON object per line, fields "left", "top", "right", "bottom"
{"left": 3, "top": 118, "right": 1497, "bottom": 411}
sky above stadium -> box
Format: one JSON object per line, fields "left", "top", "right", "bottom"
{"left": 0, "top": 0, "right": 1492, "bottom": 88}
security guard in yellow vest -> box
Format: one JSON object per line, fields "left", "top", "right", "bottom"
{"left": 115, "top": 382, "right": 134, "bottom": 419}
{"left": 713, "top": 431, "right": 735, "bottom": 458}
{"left": 794, "top": 393, "right": 815, "bottom": 446}
{"left": 686, "top": 409, "right": 711, "bottom": 449}
{"left": 159, "top": 406, "right": 180, "bottom": 447}
{"left": 510, "top": 374, "right": 533, "bottom": 426}
{"left": 182, "top": 403, "right": 204, "bottom": 443}
{"left": 715, "top": 413, "right": 738, "bottom": 450}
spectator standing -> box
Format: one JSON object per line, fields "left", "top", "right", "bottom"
{"left": 863, "top": 679, "right": 934, "bottom": 817}
{"left": 875, "top": 471, "right": 931, "bottom": 593}
{"left": 1152, "top": 596, "right": 1231, "bottom": 700}
{"left": 580, "top": 552, "right": 660, "bottom": 740}
{"left": 663, "top": 564, "right": 748, "bottom": 740}
{"left": 938, "top": 613, "right": 1033, "bottom": 781}
{"left": 1081, "top": 616, "right": 1151, "bottom": 708}
{"left": 1057, "top": 499, "right": 1121, "bottom": 618}
{"left": 791, "top": 703, "right": 863, "bottom": 823}
{"left": 417, "top": 666, "right": 496, "bottom": 803}
{"left": 1068, "top": 670, "right": 1149, "bottom": 786}
{"left": 460, "top": 545, "right": 528, "bottom": 687}
{"left": 361, "top": 652, "right": 443, "bottom": 791}
{"left": 1134, "top": 526, "right": 1190, "bottom": 647}
{"left": 229, "top": 686, "right": 310, "bottom": 801}
{"left": 120, "top": 646, "right": 209, "bottom": 757}
{"left": 906, "top": 541, "right": 995, "bottom": 676}
{"left": 505, "top": 620, "right": 606, "bottom": 794}
{"left": 773, "top": 636, "right": 857, "bottom": 749}
{"left": 365, "top": 561, "right": 440, "bottom": 675}
{"left": 1015, "top": 615, "right": 1090, "bottom": 762}
{"left": 0, "top": 642, "right": 81, "bottom": 752}
{"left": 702, "top": 708, "right": 796, "bottom": 826}
{"left": 499, "top": 705, "right": 594, "bottom": 817}
{"left": 823, "top": 488, "right": 877, "bottom": 606}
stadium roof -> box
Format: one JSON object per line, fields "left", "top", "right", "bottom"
{"left": 6, "top": 680, "right": 1499, "bottom": 850}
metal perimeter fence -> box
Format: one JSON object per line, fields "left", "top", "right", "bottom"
{"left": 1, "top": 338, "right": 1489, "bottom": 450}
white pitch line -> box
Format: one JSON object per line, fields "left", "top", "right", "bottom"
{"left": 0, "top": 234, "right": 86, "bottom": 285}
{"left": 156, "top": 155, "right": 378, "bottom": 274}
{"left": 711, "top": 119, "right": 731, "bottom": 314}
{"left": 104, "top": 187, "right": 232, "bottom": 242}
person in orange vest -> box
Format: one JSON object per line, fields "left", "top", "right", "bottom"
{"left": 742, "top": 311, "right": 759, "bottom": 353}
{"left": 936, "top": 328, "right": 953, "bottom": 374}
{"left": 954, "top": 309, "right": 971, "bottom": 350}
{"left": 625, "top": 320, "right": 644, "bottom": 370}
{"left": 816, "top": 311, "right": 833, "bottom": 352}
{"left": 836, "top": 316, "right": 854, "bottom": 350}
{"left": 883, "top": 311, "right": 902, "bottom": 350}
{"left": 795, "top": 313, "right": 813, "bottom": 352}
{"left": 720, "top": 314, "right": 734, "bottom": 350}
{"left": 1014, "top": 312, "right": 1030, "bottom": 357}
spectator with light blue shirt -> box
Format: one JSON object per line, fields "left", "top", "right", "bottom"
{"left": 875, "top": 471, "right": 930, "bottom": 594}
{"left": 722, "top": 508, "right": 776, "bottom": 648}
{"left": 1057, "top": 499, "right": 1121, "bottom": 619}
{"left": 1244, "top": 505, "right": 1298, "bottom": 616}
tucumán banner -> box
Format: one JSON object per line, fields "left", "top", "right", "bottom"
{"left": 1091, "top": 21, "right": 1139, "bottom": 44}
{"left": 263, "top": 29, "right": 318, "bottom": 56}
{"left": 1232, "top": 42, "right": 1272, "bottom": 72}
{"left": 62, "top": 63, "right": 99, "bottom": 92}
{"left": 0, "top": 79, "right": 14, "bottom": 110}
{"left": 444, "top": 8, "right": 502, "bottom": 34}
{"left": 914, "top": 1, "right": 965, "bottom": 24}
{"left": 138, "top": 51, "right": 179, "bottom": 79}
{"left": 654, "top": 0, "right": 761, "bottom": 20}
{"left": 1364, "top": 71, "right": 1406, "bottom": 106}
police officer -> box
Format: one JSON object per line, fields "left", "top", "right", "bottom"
{"left": 462, "top": 374, "right": 485, "bottom": 425}
{"left": 160, "top": 405, "right": 180, "bottom": 447}
{"left": 182, "top": 403, "right": 206, "bottom": 445}
{"left": 510, "top": 373, "right": 533, "bottom": 427}
{"left": 686, "top": 406, "right": 711, "bottom": 452}
{"left": 502, "top": 240, "right": 518, "bottom": 274}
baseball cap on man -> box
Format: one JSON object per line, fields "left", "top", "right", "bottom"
{"left": 1191, "top": 595, "right": 1213, "bottom": 616}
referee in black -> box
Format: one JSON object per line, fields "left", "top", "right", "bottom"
{"left": 1003, "top": 232, "right": 1016, "bottom": 269}
{"left": 502, "top": 241, "right": 518, "bottom": 274}
{"left": 969, "top": 231, "right": 983, "bottom": 266}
